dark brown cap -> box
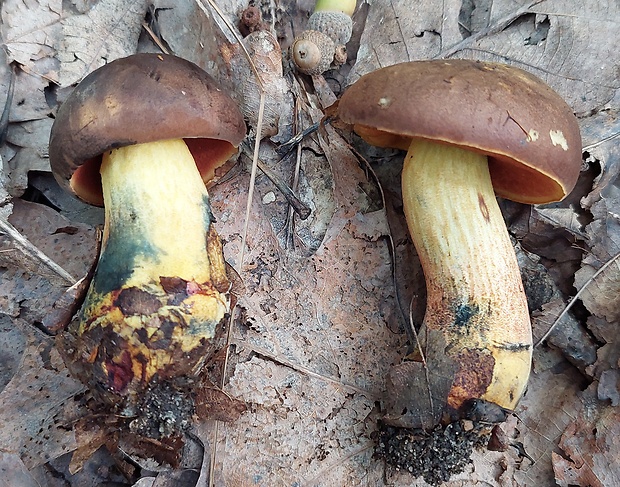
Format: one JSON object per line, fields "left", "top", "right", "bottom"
{"left": 338, "top": 60, "right": 582, "bottom": 204}
{"left": 49, "top": 53, "right": 246, "bottom": 206}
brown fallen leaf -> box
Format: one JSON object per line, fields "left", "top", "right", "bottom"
{"left": 220, "top": 29, "right": 292, "bottom": 139}
{"left": 350, "top": 0, "right": 620, "bottom": 116}
{"left": 2, "top": 0, "right": 618, "bottom": 485}
{"left": 0, "top": 451, "right": 40, "bottom": 487}
{"left": 552, "top": 385, "right": 620, "bottom": 487}
{"left": 0, "top": 323, "right": 83, "bottom": 469}
{"left": 577, "top": 253, "right": 620, "bottom": 324}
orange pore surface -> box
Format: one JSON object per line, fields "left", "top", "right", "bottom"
{"left": 70, "top": 138, "right": 238, "bottom": 206}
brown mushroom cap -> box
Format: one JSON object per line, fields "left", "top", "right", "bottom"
{"left": 49, "top": 53, "right": 246, "bottom": 206}
{"left": 338, "top": 60, "right": 582, "bottom": 204}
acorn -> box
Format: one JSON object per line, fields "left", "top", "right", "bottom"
{"left": 291, "top": 29, "right": 335, "bottom": 75}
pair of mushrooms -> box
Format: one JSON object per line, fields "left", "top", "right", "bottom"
{"left": 49, "top": 55, "right": 580, "bottom": 430}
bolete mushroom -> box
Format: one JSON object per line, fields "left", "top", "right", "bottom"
{"left": 49, "top": 54, "right": 245, "bottom": 420}
{"left": 337, "top": 60, "right": 582, "bottom": 425}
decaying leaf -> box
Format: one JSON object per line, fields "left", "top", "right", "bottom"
{"left": 0, "top": 0, "right": 61, "bottom": 73}
{"left": 552, "top": 386, "right": 620, "bottom": 487}
{"left": 0, "top": 1, "right": 150, "bottom": 196}
{"left": 350, "top": 0, "right": 620, "bottom": 116}
{"left": 57, "top": 0, "right": 149, "bottom": 86}
{"left": 577, "top": 254, "right": 620, "bottom": 323}
{"left": 2, "top": 0, "right": 146, "bottom": 86}
{"left": 0, "top": 323, "right": 83, "bottom": 469}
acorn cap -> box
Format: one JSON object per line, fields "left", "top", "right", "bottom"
{"left": 307, "top": 10, "right": 353, "bottom": 45}
{"left": 338, "top": 60, "right": 582, "bottom": 204}
{"left": 49, "top": 53, "right": 246, "bottom": 206}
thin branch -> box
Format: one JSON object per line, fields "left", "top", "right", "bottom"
{"left": 433, "top": 1, "right": 544, "bottom": 59}
{"left": 240, "top": 142, "right": 311, "bottom": 220}
{"left": 535, "top": 251, "right": 620, "bottom": 347}
{"left": 0, "top": 217, "right": 77, "bottom": 285}
{"left": 141, "top": 21, "right": 170, "bottom": 54}
{"left": 238, "top": 92, "right": 266, "bottom": 269}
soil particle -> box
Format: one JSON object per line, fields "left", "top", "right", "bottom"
{"left": 376, "top": 420, "right": 490, "bottom": 485}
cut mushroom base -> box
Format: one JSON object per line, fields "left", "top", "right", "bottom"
{"left": 64, "top": 139, "right": 230, "bottom": 411}
{"left": 400, "top": 139, "right": 532, "bottom": 413}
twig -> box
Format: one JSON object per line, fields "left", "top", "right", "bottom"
{"left": 238, "top": 92, "right": 266, "bottom": 269}
{"left": 240, "top": 142, "right": 311, "bottom": 220}
{"left": 283, "top": 97, "right": 308, "bottom": 248}
{"left": 141, "top": 21, "right": 170, "bottom": 54}
{"left": 433, "top": 1, "right": 544, "bottom": 59}
{"left": 278, "top": 121, "right": 322, "bottom": 155}
{"left": 535, "top": 251, "right": 620, "bottom": 347}
{"left": 0, "top": 217, "right": 77, "bottom": 285}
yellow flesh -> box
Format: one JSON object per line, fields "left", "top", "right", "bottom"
{"left": 402, "top": 139, "right": 532, "bottom": 411}
{"left": 101, "top": 139, "right": 213, "bottom": 286}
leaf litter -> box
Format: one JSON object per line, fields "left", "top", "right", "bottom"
{"left": 0, "top": 0, "right": 619, "bottom": 486}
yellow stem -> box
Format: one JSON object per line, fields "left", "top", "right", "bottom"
{"left": 98, "top": 139, "right": 214, "bottom": 292}
{"left": 402, "top": 138, "right": 532, "bottom": 411}
{"left": 73, "top": 139, "right": 229, "bottom": 398}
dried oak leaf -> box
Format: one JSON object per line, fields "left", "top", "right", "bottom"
{"left": 552, "top": 385, "right": 620, "bottom": 487}
{"left": 350, "top": 0, "right": 620, "bottom": 116}
{"left": 0, "top": 325, "right": 83, "bottom": 469}
{"left": 57, "top": 0, "right": 149, "bottom": 86}
{"left": 577, "top": 256, "right": 620, "bottom": 324}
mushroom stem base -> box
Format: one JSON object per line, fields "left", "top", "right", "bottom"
{"left": 400, "top": 139, "right": 531, "bottom": 417}
{"left": 67, "top": 139, "right": 230, "bottom": 413}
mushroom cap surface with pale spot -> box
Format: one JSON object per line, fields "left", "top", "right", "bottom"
{"left": 49, "top": 53, "right": 246, "bottom": 206}
{"left": 338, "top": 60, "right": 582, "bottom": 204}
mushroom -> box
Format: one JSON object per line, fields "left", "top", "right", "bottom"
{"left": 337, "top": 60, "right": 582, "bottom": 425}
{"left": 49, "top": 54, "right": 245, "bottom": 417}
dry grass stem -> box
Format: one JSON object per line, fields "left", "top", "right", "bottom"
{"left": 0, "top": 217, "right": 77, "bottom": 285}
